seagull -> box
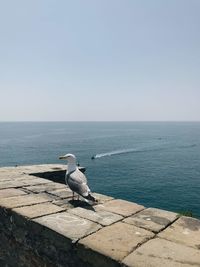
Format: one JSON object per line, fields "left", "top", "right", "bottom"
{"left": 59, "top": 153, "right": 96, "bottom": 202}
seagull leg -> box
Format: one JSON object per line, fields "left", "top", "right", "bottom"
{"left": 72, "top": 191, "right": 74, "bottom": 200}
{"left": 77, "top": 194, "right": 79, "bottom": 201}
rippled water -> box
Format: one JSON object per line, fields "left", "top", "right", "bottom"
{"left": 0, "top": 122, "right": 200, "bottom": 217}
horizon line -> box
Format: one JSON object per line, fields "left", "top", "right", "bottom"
{"left": 0, "top": 120, "right": 200, "bottom": 123}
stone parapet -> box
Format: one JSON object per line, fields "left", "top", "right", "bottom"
{"left": 0, "top": 164, "right": 200, "bottom": 267}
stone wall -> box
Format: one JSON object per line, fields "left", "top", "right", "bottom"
{"left": 0, "top": 165, "right": 200, "bottom": 267}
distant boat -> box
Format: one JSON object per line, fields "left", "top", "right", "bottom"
{"left": 91, "top": 155, "right": 96, "bottom": 160}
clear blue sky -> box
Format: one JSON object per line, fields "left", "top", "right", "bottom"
{"left": 0, "top": 0, "right": 199, "bottom": 121}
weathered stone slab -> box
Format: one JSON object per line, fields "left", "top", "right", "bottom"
{"left": 95, "top": 199, "right": 144, "bottom": 217}
{"left": 36, "top": 192, "right": 60, "bottom": 201}
{"left": 0, "top": 193, "right": 53, "bottom": 209}
{"left": 0, "top": 167, "right": 16, "bottom": 172}
{"left": 0, "top": 171, "right": 24, "bottom": 181}
{"left": 1, "top": 164, "right": 200, "bottom": 267}
{"left": 158, "top": 216, "right": 200, "bottom": 249}
{"left": 20, "top": 177, "right": 52, "bottom": 186}
{"left": 34, "top": 212, "right": 102, "bottom": 241}
{"left": 0, "top": 180, "right": 27, "bottom": 189}
{"left": 52, "top": 198, "right": 75, "bottom": 209}
{"left": 0, "top": 176, "right": 19, "bottom": 182}
{"left": 124, "top": 208, "right": 178, "bottom": 233}
{"left": 48, "top": 188, "right": 73, "bottom": 198}
{"left": 79, "top": 221, "right": 154, "bottom": 262}
{"left": 92, "top": 192, "right": 114, "bottom": 203}
{"left": 68, "top": 207, "right": 123, "bottom": 226}
{"left": 1, "top": 173, "right": 48, "bottom": 181}
{"left": 23, "top": 182, "right": 66, "bottom": 193}
{"left": 14, "top": 164, "right": 66, "bottom": 174}
{"left": 0, "top": 188, "right": 27, "bottom": 199}
{"left": 13, "top": 203, "right": 65, "bottom": 218}
{"left": 122, "top": 238, "right": 200, "bottom": 267}
{"left": 0, "top": 177, "right": 51, "bottom": 189}
{"left": 14, "top": 175, "right": 43, "bottom": 181}
{"left": 52, "top": 198, "right": 94, "bottom": 210}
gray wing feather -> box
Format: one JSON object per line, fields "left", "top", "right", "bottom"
{"left": 69, "top": 168, "right": 87, "bottom": 183}
{"left": 66, "top": 168, "right": 90, "bottom": 197}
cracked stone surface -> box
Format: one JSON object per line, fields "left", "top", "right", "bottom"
{"left": 0, "top": 193, "right": 53, "bottom": 208}
{"left": 19, "top": 177, "right": 52, "bottom": 186}
{"left": 14, "top": 164, "right": 66, "bottom": 174}
{"left": 122, "top": 238, "right": 200, "bottom": 267}
{"left": 48, "top": 188, "right": 73, "bottom": 198}
{"left": 34, "top": 211, "right": 102, "bottom": 241}
{"left": 13, "top": 202, "right": 66, "bottom": 218}
{"left": 95, "top": 199, "right": 144, "bottom": 217}
{"left": 92, "top": 192, "right": 114, "bottom": 203}
{"left": 0, "top": 177, "right": 51, "bottom": 189}
{"left": 52, "top": 198, "right": 94, "bottom": 210}
{"left": 124, "top": 208, "right": 178, "bottom": 233}
{"left": 158, "top": 216, "right": 200, "bottom": 249}
{"left": 0, "top": 188, "right": 27, "bottom": 199}
{"left": 68, "top": 207, "right": 123, "bottom": 226}
{"left": 79, "top": 221, "right": 154, "bottom": 261}
{"left": 23, "top": 182, "right": 66, "bottom": 193}
{"left": 1, "top": 164, "right": 200, "bottom": 267}
{"left": 0, "top": 180, "right": 29, "bottom": 189}
{"left": 52, "top": 198, "right": 76, "bottom": 209}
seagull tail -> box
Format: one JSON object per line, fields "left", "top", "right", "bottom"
{"left": 85, "top": 193, "right": 97, "bottom": 202}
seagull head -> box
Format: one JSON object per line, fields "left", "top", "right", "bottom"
{"left": 59, "top": 153, "right": 77, "bottom": 173}
{"left": 59, "top": 153, "right": 76, "bottom": 163}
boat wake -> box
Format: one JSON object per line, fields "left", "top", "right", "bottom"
{"left": 91, "top": 142, "right": 198, "bottom": 159}
{"left": 91, "top": 147, "right": 160, "bottom": 159}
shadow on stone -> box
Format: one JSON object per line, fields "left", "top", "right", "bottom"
{"left": 30, "top": 168, "right": 86, "bottom": 184}
{"left": 68, "top": 200, "right": 96, "bottom": 211}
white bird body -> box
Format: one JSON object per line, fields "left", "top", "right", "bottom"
{"left": 59, "top": 153, "right": 95, "bottom": 201}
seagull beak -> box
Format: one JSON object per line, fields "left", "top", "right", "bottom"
{"left": 59, "top": 156, "right": 67, "bottom": 160}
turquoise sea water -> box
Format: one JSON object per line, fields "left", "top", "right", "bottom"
{"left": 0, "top": 122, "right": 199, "bottom": 218}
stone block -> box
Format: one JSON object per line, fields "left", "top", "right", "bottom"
{"left": 0, "top": 171, "right": 23, "bottom": 181}
{"left": 92, "top": 192, "right": 114, "bottom": 203}
{"left": 13, "top": 203, "right": 65, "bottom": 218}
{"left": 15, "top": 175, "right": 43, "bottom": 181}
{"left": 20, "top": 177, "right": 52, "bottom": 186}
{"left": 15, "top": 164, "right": 66, "bottom": 174}
{"left": 52, "top": 199, "right": 75, "bottom": 209}
{"left": 52, "top": 198, "right": 95, "bottom": 210}
{"left": 158, "top": 216, "right": 200, "bottom": 249}
{"left": 0, "top": 193, "right": 53, "bottom": 209}
{"left": 124, "top": 208, "right": 178, "bottom": 233}
{"left": 68, "top": 207, "right": 123, "bottom": 226}
{"left": 1, "top": 164, "right": 200, "bottom": 267}
{"left": 0, "top": 180, "right": 26, "bottom": 189}
{"left": 0, "top": 188, "right": 27, "bottom": 199}
{"left": 0, "top": 176, "right": 16, "bottom": 182}
{"left": 24, "top": 182, "right": 66, "bottom": 193}
{"left": 0, "top": 177, "right": 51, "bottom": 189}
{"left": 34, "top": 212, "right": 102, "bottom": 241}
{"left": 122, "top": 238, "right": 200, "bottom": 267}
{"left": 79, "top": 221, "right": 154, "bottom": 262}
{"left": 48, "top": 188, "right": 73, "bottom": 198}
{"left": 95, "top": 199, "right": 144, "bottom": 217}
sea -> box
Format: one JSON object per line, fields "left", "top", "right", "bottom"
{"left": 0, "top": 122, "right": 199, "bottom": 218}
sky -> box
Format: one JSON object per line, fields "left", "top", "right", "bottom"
{"left": 0, "top": 0, "right": 199, "bottom": 121}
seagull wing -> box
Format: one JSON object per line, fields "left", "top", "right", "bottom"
{"left": 67, "top": 168, "right": 90, "bottom": 197}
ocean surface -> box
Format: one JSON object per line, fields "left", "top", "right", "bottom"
{"left": 0, "top": 122, "right": 200, "bottom": 218}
